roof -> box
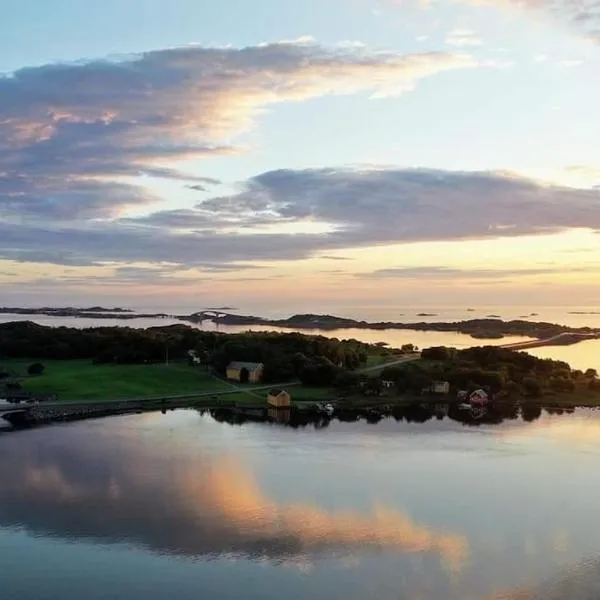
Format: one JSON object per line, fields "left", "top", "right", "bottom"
{"left": 227, "top": 361, "right": 263, "bottom": 371}
{"left": 268, "top": 389, "right": 288, "bottom": 397}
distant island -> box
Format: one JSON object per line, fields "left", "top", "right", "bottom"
{"left": 2, "top": 307, "right": 600, "bottom": 349}
{"left": 181, "top": 311, "right": 600, "bottom": 342}
{"left": 0, "top": 307, "right": 162, "bottom": 319}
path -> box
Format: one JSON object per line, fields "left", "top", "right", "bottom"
{"left": 357, "top": 354, "right": 420, "bottom": 374}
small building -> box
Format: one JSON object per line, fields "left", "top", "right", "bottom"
{"left": 226, "top": 361, "right": 264, "bottom": 383}
{"left": 469, "top": 389, "right": 489, "bottom": 406}
{"left": 422, "top": 380, "right": 451, "bottom": 395}
{"left": 187, "top": 350, "right": 202, "bottom": 365}
{"left": 267, "top": 389, "right": 291, "bottom": 408}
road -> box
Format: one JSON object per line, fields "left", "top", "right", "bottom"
{"left": 357, "top": 354, "right": 420, "bottom": 373}
{"left": 500, "top": 332, "right": 600, "bottom": 351}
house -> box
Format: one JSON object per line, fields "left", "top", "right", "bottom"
{"left": 469, "top": 389, "right": 489, "bottom": 406}
{"left": 422, "top": 380, "right": 451, "bottom": 395}
{"left": 226, "top": 361, "right": 264, "bottom": 384}
{"left": 267, "top": 389, "right": 291, "bottom": 408}
{"left": 187, "top": 350, "right": 202, "bottom": 365}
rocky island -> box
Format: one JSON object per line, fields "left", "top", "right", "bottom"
{"left": 181, "top": 311, "right": 600, "bottom": 347}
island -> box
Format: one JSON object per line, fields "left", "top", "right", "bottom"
{"left": 1, "top": 321, "right": 599, "bottom": 429}
{"left": 2, "top": 307, "right": 600, "bottom": 350}
{"left": 180, "top": 311, "right": 600, "bottom": 349}
{"left": 0, "top": 306, "right": 165, "bottom": 319}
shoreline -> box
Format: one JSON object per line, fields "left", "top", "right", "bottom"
{"left": 1, "top": 395, "right": 595, "bottom": 432}
{"left": 1, "top": 308, "right": 600, "bottom": 349}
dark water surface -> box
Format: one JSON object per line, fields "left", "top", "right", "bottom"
{"left": 2, "top": 409, "right": 600, "bottom": 599}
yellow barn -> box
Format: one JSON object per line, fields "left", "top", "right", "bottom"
{"left": 226, "top": 361, "right": 264, "bottom": 384}
{"left": 267, "top": 389, "right": 291, "bottom": 408}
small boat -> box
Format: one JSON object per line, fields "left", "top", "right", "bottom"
{"left": 316, "top": 402, "right": 334, "bottom": 415}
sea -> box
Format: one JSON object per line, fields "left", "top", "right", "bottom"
{"left": 3, "top": 408, "right": 600, "bottom": 599}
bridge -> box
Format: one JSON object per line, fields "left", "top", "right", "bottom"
{"left": 189, "top": 311, "right": 231, "bottom": 320}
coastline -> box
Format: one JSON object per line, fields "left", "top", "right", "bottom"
{"left": 2, "top": 394, "right": 595, "bottom": 432}
{"left": 1, "top": 307, "right": 599, "bottom": 349}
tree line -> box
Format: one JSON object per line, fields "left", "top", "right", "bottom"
{"left": 379, "top": 345, "right": 599, "bottom": 398}
{"left": 0, "top": 321, "right": 392, "bottom": 384}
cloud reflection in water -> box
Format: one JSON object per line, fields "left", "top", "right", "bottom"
{"left": 0, "top": 424, "right": 467, "bottom": 573}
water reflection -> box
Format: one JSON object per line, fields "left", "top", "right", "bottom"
{"left": 3, "top": 410, "right": 600, "bottom": 599}
{"left": 489, "top": 555, "right": 600, "bottom": 599}
{"left": 204, "top": 401, "right": 560, "bottom": 431}
{"left": 0, "top": 425, "right": 467, "bottom": 571}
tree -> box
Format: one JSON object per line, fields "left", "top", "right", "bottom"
{"left": 380, "top": 366, "right": 405, "bottom": 382}
{"left": 421, "top": 346, "right": 452, "bottom": 361}
{"left": 522, "top": 377, "right": 542, "bottom": 398}
{"left": 521, "top": 404, "right": 542, "bottom": 422}
{"left": 27, "top": 362, "right": 45, "bottom": 376}
{"left": 585, "top": 368, "right": 598, "bottom": 379}
{"left": 333, "top": 371, "right": 361, "bottom": 390}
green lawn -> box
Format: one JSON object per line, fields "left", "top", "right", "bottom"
{"left": 365, "top": 353, "right": 393, "bottom": 367}
{"left": 1, "top": 359, "right": 231, "bottom": 402}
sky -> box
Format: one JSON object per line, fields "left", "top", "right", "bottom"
{"left": 1, "top": 0, "right": 599, "bottom": 313}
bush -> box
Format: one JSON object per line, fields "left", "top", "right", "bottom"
{"left": 27, "top": 362, "right": 45, "bottom": 376}
{"left": 522, "top": 377, "right": 542, "bottom": 398}
{"left": 421, "top": 346, "right": 452, "bottom": 361}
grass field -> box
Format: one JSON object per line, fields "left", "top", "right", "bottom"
{"left": 365, "top": 353, "right": 394, "bottom": 367}
{"left": 2, "top": 359, "right": 234, "bottom": 402}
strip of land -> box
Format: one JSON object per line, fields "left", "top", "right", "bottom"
{"left": 2, "top": 307, "right": 599, "bottom": 348}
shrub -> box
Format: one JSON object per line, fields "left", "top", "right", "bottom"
{"left": 27, "top": 362, "right": 45, "bottom": 376}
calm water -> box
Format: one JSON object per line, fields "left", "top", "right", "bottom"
{"left": 2, "top": 410, "right": 600, "bottom": 599}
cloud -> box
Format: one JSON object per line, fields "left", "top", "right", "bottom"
{"left": 0, "top": 424, "right": 468, "bottom": 572}
{"left": 565, "top": 165, "right": 600, "bottom": 178}
{"left": 445, "top": 29, "right": 483, "bottom": 47}
{"left": 383, "top": 0, "right": 600, "bottom": 43}
{"left": 0, "top": 40, "right": 476, "bottom": 223}
{"left": 1, "top": 167, "right": 599, "bottom": 269}
{"left": 490, "top": 0, "right": 600, "bottom": 42}
{"left": 356, "top": 265, "right": 594, "bottom": 279}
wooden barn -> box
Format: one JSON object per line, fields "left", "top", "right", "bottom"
{"left": 267, "top": 389, "right": 291, "bottom": 408}
{"left": 226, "top": 361, "right": 264, "bottom": 384}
